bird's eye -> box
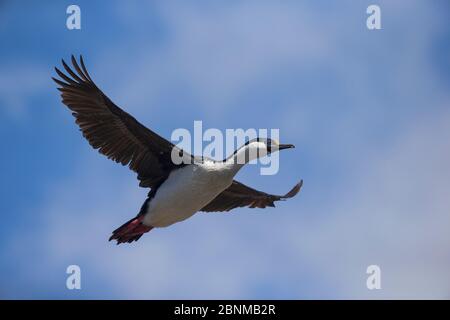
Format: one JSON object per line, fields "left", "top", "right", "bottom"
{"left": 179, "top": 150, "right": 183, "bottom": 157}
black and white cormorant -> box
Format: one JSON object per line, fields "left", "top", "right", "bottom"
{"left": 53, "top": 56, "right": 303, "bottom": 244}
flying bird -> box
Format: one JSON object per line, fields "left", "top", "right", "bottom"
{"left": 53, "top": 56, "right": 303, "bottom": 244}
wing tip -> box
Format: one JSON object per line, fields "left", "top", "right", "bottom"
{"left": 283, "top": 179, "right": 303, "bottom": 199}
{"left": 53, "top": 54, "right": 93, "bottom": 85}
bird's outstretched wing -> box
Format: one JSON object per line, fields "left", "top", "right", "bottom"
{"left": 201, "top": 180, "right": 303, "bottom": 212}
{"left": 53, "top": 55, "right": 191, "bottom": 188}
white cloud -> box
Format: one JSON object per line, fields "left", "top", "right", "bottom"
{"left": 91, "top": 1, "right": 334, "bottom": 122}
{"left": 286, "top": 108, "right": 450, "bottom": 299}
{"left": 0, "top": 65, "right": 48, "bottom": 121}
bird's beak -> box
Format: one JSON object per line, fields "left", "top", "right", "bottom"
{"left": 278, "top": 144, "right": 295, "bottom": 151}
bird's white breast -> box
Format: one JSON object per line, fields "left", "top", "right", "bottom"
{"left": 142, "top": 162, "right": 233, "bottom": 227}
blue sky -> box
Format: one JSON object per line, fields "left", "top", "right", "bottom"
{"left": 0, "top": 1, "right": 449, "bottom": 299}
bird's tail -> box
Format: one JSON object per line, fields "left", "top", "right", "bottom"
{"left": 109, "top": 215, "right": 153, "bottom": 244}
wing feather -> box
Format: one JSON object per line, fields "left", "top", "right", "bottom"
{"left": 201, "top": 180, "right": 303, "bottom": 212}
{"left": 53, "top": 55, "right": 191, "bottom": 188}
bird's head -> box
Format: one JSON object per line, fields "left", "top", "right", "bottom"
{"left": 233, "top": 138, "right": 295, "bottom": 164}
{"left": 262, "top": 138, "right": 295, "bottom": 153}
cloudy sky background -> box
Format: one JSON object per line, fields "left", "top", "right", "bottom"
{"left": 0, "top": 0, "right": 449, "bottom": 299}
